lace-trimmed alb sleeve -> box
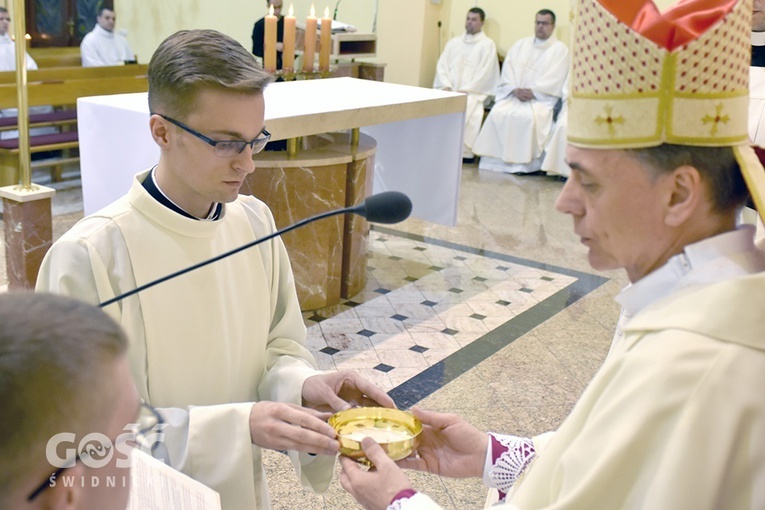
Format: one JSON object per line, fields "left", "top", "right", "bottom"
{"left": 483, "top": 432, "right": 536, "bottom": 498}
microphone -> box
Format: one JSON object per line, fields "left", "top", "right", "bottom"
{"left": 98, "top": 191, "right": 412, "bottom": 308}
{"left": 350, "top": 190, "right": 411, "bottom": 223}
{"left": 333, "top": 0, "right": 342, "bottom": 20}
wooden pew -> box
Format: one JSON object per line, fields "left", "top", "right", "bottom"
{"left": 0, "top": 64, "right": 149, "bottom": 85}
{"left": 0, "top": 66, "right": 149, "bottom": 133}
{"left": 28, "top": 46, "right": 82, "bottom": 68}
{"left": 0, "top": 75, "right": 149, "bottom": 107}
{"left": 0, "top": 66, "right": 148, "bottom": 186}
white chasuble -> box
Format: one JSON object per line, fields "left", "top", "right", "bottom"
{"left": 473, "top": 36, "right": 568, "bottom": 167}
{"left": 434, "top": 31, "right": 500, "bottom": 156}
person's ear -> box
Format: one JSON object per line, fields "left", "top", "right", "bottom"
{"left": 39, "top": 464, "right": 84, "bottom": 510}
{"left": 149, "top": 114, "right": 171, "bottom": 149}
{"left": 664, "top": 165, "right": 702, "bottom": 227}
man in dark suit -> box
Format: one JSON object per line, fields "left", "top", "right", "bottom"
{"left": 252, "top": 0, "right": 284, "bottom": 70}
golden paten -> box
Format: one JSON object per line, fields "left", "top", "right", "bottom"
{"left": 329, "top": 407, "right": 422, "bottom": 465}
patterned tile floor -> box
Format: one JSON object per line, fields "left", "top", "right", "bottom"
{"left": 302, "top": 227, "right": 606, "bottom": 409}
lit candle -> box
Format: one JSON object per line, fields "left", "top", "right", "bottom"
{"left": 303, "top": 4, "right": 317, "bottom": 72}
{"left": 283, "top": 4, "right": 296, "bottom": 71}
{"left": 319, "top": 6, "right": 332, "bottom": 72}
{"left": 264, "top": 4, "right": 277, "bottom": 73}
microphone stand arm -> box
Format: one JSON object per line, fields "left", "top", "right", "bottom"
{"left": 99, "top": 205, "right": 358, "bottom": 309}
{"left": 333, "top": 0, "right": 342, "bottom": 20}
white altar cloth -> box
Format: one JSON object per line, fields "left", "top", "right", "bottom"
{"left": 78, "top": 77, "right": 466, "bottom": 225}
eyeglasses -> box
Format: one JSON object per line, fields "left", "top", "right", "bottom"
{"left": 133, "top": 401, "right": 164, "bottom": 449}
{"left": 27, "top": 402, "right": 164, "bottom": 502}
{"left": 154, "top": 113, "right": 271, "bottom": 157}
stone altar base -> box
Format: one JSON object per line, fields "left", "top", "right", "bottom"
{"left": 242, "top": 132, "right": 375, "bottom": 310}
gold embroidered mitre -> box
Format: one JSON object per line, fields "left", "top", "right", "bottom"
{"left": 568, "top": 0, "right": 765, "bottom": 219}
{"left": 569, "top": 0, "right": 750, "bottom": 147}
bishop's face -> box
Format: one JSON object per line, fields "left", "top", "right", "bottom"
{"left": 556, "top": 146, "right": 677, "bottom": 283}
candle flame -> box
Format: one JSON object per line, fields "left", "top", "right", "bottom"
{"left": 269, "top": 4, "right": 274, "bottom": 15}
{"left": 324, "top": 6, "right": 329, "bottom": 18}
{"left": 310, "top": 4, "right": 315, "bottom": 17}
{"left": 289, "top": 3, "right": 294, "bottom": 16}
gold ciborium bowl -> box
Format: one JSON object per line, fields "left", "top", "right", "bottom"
{"left": 329, "top": 407, "right": 422, "bottom": 464}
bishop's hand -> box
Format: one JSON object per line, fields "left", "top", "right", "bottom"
{"left": 396, "top": 407, "right": 488, "bottom": 479}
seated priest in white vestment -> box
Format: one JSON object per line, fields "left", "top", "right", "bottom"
{"left": 37, "top": 29, "right": 393, "bottom": 510}
{"left": 433, "top": 7, "right": 500, "bottom": 160}
{"left": 473, "top": 9, "right": 569, "bottom": 174}
{"left": 338, "top": 1, "right": 765, "bottom": 508}
{"left": 0, "top": 7, "right": 56, "bottom": 141}
{"left": 80, "top": 7, "right": 135, "bottom": 67}
{"left": 540, "top": 75, "right": 570, "bottom": 178}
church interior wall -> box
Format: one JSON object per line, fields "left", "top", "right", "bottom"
{"left": 368, "top": 0, "right": 429, "bottom": 86}
{"left": 114, "top": 0, "right": 255, "bottom": 71}
{"left": 110, "top": 0, "right": 679, "bottom": 88}
{"left": 419, "top": 0, "right": 448, "bottom": 87}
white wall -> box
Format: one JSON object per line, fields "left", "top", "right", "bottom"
{"left": 116, "top": 0, "right": 255, "bottom": 65}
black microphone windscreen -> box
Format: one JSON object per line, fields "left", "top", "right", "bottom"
{"left": 358, "top": 191, "right": 412, "bottom": 224}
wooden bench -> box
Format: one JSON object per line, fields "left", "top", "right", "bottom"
{"left": 0, "top": 65, "right": 149, "bottom": 186}
{"left": 0, "top": 109, "right": 78, "bottom": 132}
{"left": 28, "top": 46, "right": 82, "bottom": 68}
{"left": 0, "top": 64, "right": 149, "bottom": 85}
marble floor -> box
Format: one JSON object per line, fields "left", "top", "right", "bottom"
{"left": 0, "top": 162, "right": 628, "bottom": 509}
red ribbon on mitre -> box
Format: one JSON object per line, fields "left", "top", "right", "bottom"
{"left": 598, "top": 0, "right": 740, "bottom": 51}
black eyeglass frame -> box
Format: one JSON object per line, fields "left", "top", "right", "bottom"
{"left": 153, "top": 113, "right": 271, "bottom": 157}
{"left": 27, "top": 402, "right": 164, "bottom": 502}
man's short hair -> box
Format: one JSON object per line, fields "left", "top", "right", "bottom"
{"left": 148, "top": 29, "right": 272, "bottom": 120}
{"left": 0, "top": 293, "right": 127, "bottom": 501}
{"left": 97, "top": 7, "right": 113, "bottom": 17}
{"left": 537, "top": 9, "right": 556, "bottom": 24}
{"left": 628, "top": 144, "right": 750, "bottom": 214}
{"left": 0, "top": 7, "right": 7, "bottom": 14}
{"left": 468, "top": 8, "right": 486, "bottom": 22}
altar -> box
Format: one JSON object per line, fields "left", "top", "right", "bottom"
{"left": 77, "top": 78, "right": 466, "bottom": 308}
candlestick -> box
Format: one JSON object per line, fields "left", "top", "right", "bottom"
{"left": 264, "top": 4, "right": 277, "bottom": 73}
{"left": 319, "top": 6, "right": 332, "bottom": 72}
{"left": 283, "top": 4, "right": 296, "bottom": 71}
{"left": 303, "top": 4, "right": 317, "bottom": 72}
